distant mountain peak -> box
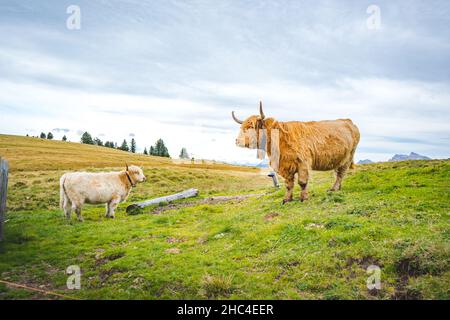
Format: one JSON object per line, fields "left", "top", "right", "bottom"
{"left": 389, "top": 152, "right": 431, "bottom": 162}
{"left": 357, "top": 159, "right": 373, "bottom": 165}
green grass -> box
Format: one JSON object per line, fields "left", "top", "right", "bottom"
{"left": 0, "top": 135, "right": 449, "bottom": 299}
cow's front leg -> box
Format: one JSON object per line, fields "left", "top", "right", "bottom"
{"left": 282, "top": 175, "right": 295, "bottom": 204}
{"left": 298, "top": 168, "right": 309, "bottom": 202}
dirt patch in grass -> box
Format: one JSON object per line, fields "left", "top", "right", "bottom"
{"left": 95, "top": 252, "right": 125, "bottom": 266}
{"left": 275, "top": 261, "right": 300, "bottom": 281}
{"left": 165, "top": 248, "right": 181, "bottom": 254}
{"left": 98, "top": 267, "right": 124, "bottom": 284}
{"left": 391, "top": 240, "right": 449, "bottom": 300}
{"left": 166, "top": 237, "right": 185, "bottom": 243}
{"left": 345, "top": 256, "right": 381, "bottom": 269}
{"left": 264, "top": 212, "right": 280, "bottom": 221}
{"left": 396, "top": 257, "right": 425, "bottom": 278}
{"left": 392, "top": 262, "right": 423, "bottom": 300}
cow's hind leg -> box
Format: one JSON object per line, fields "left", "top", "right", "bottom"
{"left": 329, "top": 166, "right": 348, "bottom": 192}
{"left": 298, "top": 168, "right": 310, "bottom": 202}
{"left": 282, "top": 174, "right": 295, "bottom": 204}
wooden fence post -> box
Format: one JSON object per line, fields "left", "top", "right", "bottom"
{"left": 0, "top": 157, "right": 9, "bottom": 241}
{"left": 267, "top": 171, "right": 280, "bottom": 188}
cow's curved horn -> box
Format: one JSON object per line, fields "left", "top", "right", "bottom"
{"left": 126, "top": 163, "right": 129, "bottom": 171}
{"left": 232, "top": 111, "right": 243, "bottom": 124}
{"left": 259, "top": 101, "right": 265, "bottom": 120}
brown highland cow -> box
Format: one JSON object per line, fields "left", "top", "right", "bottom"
{"left": 232, "top": 102, "right": 360, "bottom": 204}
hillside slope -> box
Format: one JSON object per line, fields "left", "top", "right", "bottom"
{"left": 0, "top": 134, "right": 257, "bottom": 173}
{"left": 0, "top": 135, "right": 449, "bottom": 300}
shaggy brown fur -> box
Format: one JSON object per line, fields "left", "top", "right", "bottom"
{"left": 232, "top": 103, "right": 360, "bottom": 204}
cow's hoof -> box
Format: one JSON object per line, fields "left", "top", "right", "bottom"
{"left": 282, "top": 199, "right": 292, "bottom": 205}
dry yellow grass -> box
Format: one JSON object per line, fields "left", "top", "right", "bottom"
{"left": 0, "top": 134, "right": 260, "bottom": 173}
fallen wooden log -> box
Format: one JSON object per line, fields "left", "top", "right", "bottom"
{"left": 150, "top": 193, "right": 265, "bottom": 214}
{"left": 126, "top": 188, "right": 199, "bottom": 214}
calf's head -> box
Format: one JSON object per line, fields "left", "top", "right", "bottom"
{"left": 126, "top": 165, "right": 147, "bottom": 183}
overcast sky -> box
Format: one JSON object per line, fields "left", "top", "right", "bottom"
{"left": 0, "top": 0, "right": 449, "bottom": 163}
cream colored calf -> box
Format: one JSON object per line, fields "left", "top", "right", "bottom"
{"left": 60, "top": 165, "right": 146, "bottom": 221}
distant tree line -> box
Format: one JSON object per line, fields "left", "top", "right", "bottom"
{"left": 27, "top": 132, "right": 65, "bottom": 140}
{"left": 30, "top": 131, "right": 176, "bottom": 158}
{"left": 37, "top": 132, "right": 54, "bottom": 140}
{"left": 143, "top": 138, "right": 170, "bottom": 158}
{"left": 80, "top": 132, "right": 138, "bottom": 153}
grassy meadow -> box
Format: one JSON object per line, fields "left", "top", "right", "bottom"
{"left": 0, "top": 134, "right": 449, "bottom": 299}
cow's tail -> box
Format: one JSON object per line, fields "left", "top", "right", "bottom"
{"left": 59, "top": 174, "right": 67, "bottom": 209}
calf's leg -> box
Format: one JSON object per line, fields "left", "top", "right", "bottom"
{"left": 63, "top": 197, "right": 72, "bottom": 219}
{"left": 107, "top": 196, "right": 121, "bottom": 218}
{"left": 105, "top": 203, "right": 111, "bottom": 217}
{"left": 71, "top": 202, "right": 84, "bottom": 222}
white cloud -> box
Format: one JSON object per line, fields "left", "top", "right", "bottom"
{"left": 1, "top": 75, "right": 449, "bottom": 162}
